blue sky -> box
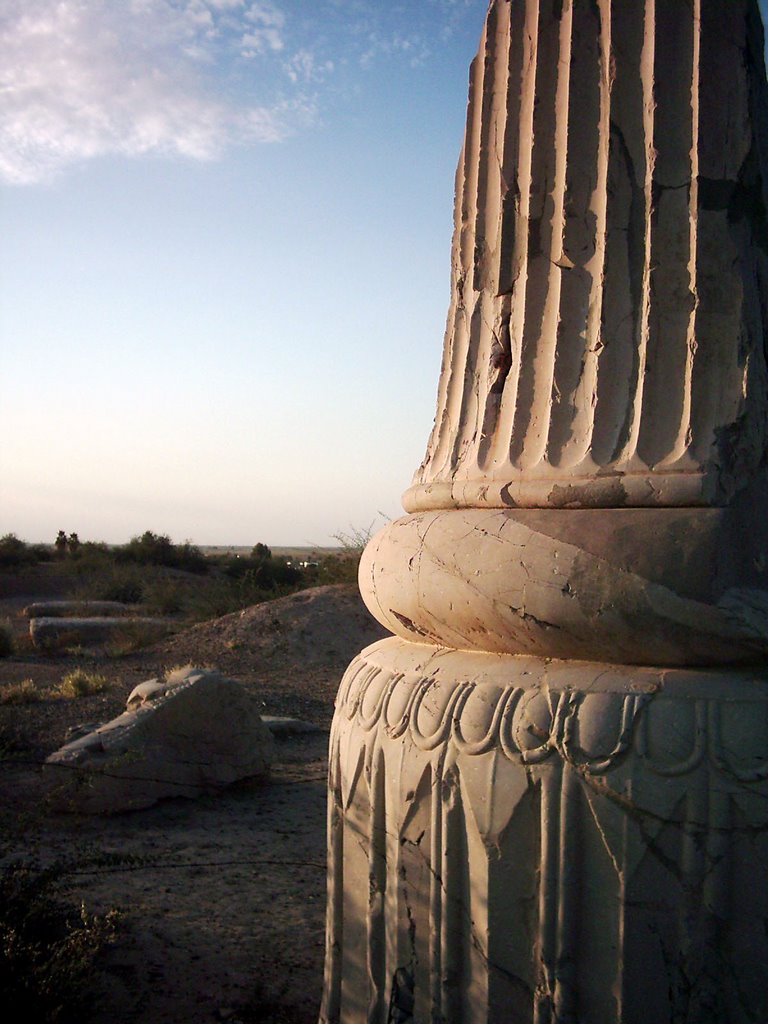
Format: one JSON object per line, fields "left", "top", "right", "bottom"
{"left": 1, "top": 0, "right": 488, "bottom": 545}
{"left": 2, "top": 1, "right": 767, "bottom": 546}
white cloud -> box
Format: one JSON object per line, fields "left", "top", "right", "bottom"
{"left": 241, "top": 30, "right": 284, "bottom": 55}
{"left": 359, "top": 31, "right": 431, "bottom": 70}
{"left": 0, "top": 0, "right": 488, "bottom": 185}
{"left": 284, "top": 49, "right": 334, "bottom": 85}
{"left": 0, "top": 0, "right": 292, "bottom": 184}
{"left": 245, "top": 1, "right": 284, "bottom": 27}
{"left": 240, "top": 1, "right": 285, "bottom": 54}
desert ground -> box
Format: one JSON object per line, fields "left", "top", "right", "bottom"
{"left": 0, "top": 569, "right": 388, "bottom": 1023}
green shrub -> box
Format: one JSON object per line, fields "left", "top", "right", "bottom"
{"left": 68, "top": 541, "right": 112, "bottom": 572}
{"left": 142, "top": 579, "right": 186, "bottom": 615}
{"left": 184, "top": 575, "right": 304, "bottom": 622}
{"left": 97, "top": 573, "right": 144, "bottom": 605}
{"left": 56, "top": 671, "right": 108, "bottom": 699}
{"left": 184, "top": 579, "right": 252, "bottom": 621}
{"left": 0, "top": 534, "right": 35, "bottom": 569}
{"left": 116, "top": 531, "right": 207, "bottom": 573}
{"left": 73, "top": 565, "right": 144, "bottom": 604}
{"left": 29, "top": 543, "right": 54, "bottom": 563}
{"left": 224, "top": 557, "right": 301, "bottom": 588}
{"left": 103, "top": 621, "right": 172, "bottom": 658}
{"left": 0, "top": 858, "right": 119, "bottom": 1024}
{"left": 332, "top": 522, "right": 377, "bottom": 554}
{"left": 315, "top": 553, "right": 360, "bottom": 584}
{"left": 0, "top": 679, "right": 40, "bottom": 705}
{"left": 311, "top": 520, "right": 380, "bottom": 584}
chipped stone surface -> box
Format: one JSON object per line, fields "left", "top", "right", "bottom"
{"left": 45, "top": 667, "right": 273, "bottom": 813}
{"left": 321, "top": 2, "right": 768, "bottom": 1022}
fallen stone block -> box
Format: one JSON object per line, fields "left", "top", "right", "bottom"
{"left": 45, "top": 666, "right": 274, "bottom": 813}
{"left": 29, "top": 616, "right": 173, "bottom": 650}
{"left": 24, "top": 600, "right": 135, "bottom": 619}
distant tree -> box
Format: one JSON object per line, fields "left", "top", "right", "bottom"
{"left": 55, "top": 530, "right": 68, "bottom": 558}
{"left": 251, "top": 542, "right": 272, "bottom": 563}
{"left": 117, "top": 531, "right": 207, "bottom": 573}
{"left": 0, "top": 534, "right": 32, "bottom": 569}
{"left": 67, "top": 532, "right": 80, "bottom": 556}
{"left": 225, "top": 548, "right": 300, "bottom": 589}
{"left": 28, "top": 543, "right": 53, "bottom": 563}
{"left": 133, "top": 531, "right": 173, "bottom": 564}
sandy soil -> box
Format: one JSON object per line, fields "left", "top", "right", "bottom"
{"left": 0, "top": 584, "right": 388, "bottom": 1023}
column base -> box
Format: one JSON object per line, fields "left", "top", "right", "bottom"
{"left": 321, "top": 637, "right": 768, "bottom": 1024}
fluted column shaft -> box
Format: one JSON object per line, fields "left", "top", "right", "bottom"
{"left": 405, "top": 0, "right": 768, "bottom": 513}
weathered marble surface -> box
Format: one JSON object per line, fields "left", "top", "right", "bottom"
{"left": 321, "top": 1, "right": 768, "bottom": 1021}
{"left": 360, "top": 506, "right": 768, "bottom": 665}
{"left": 322, "top": 639, "right": 768, "bottom": 1024}
{"left": 405, "top": 0, "right": 768, "bottom": 514}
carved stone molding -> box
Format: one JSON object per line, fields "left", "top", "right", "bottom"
{"left": 321, "top": 638, "right": 768, "bottom": 1024}
{"left": 359, "top": 507, "right": 768, "bottom": 665}
{"left": 338, "top": 637, "right": 768, "bottom": 780}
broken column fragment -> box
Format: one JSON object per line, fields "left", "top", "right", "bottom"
{"left": 321, "top": 2, "right": 768, "bottom": 1023}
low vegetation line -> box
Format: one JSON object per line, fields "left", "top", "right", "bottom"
{"left": 0, "top": 529, "right": 369, "bottom": 647}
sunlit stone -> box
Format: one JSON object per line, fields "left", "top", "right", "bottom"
{"left": 321, "top": 2, "right": 768, "bottom": 1021}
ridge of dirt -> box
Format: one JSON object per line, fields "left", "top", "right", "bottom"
{"left": 153, "top": 585, "right": 387, "bottom": 688}
{"left": 145, "top": 583, "right": 388, "bottom": 727}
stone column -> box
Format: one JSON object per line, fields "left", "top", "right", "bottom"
{"left": 320, "top": 2, "right": 768, "bottom": 1022}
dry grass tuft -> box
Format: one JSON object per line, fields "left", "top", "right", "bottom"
{"left": 0, "top": 679, "right": 41, "bottom": 705}
{"left": 56, "top": 670, "right": 109, "bottom": 699}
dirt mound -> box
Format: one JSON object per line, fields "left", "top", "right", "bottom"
{"left": 148, "top": 584, "right": 389, "bottom": 725}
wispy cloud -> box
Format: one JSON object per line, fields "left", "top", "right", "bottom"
{"left": 240, "top": 1, "right": 286, "bottom": 55}
{"left": 0, "top": 0, "right": 297, "bottom": 184}
{"left": 0, "top": 0, "right": 486, "bottom": 186}
{"left": 283, "top": 49, "right": 334, "bottom": 86}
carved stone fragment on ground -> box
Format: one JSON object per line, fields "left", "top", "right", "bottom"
{"left": 24, "top": 600, "right": 134, "bottom": 618}
{"left": 45, "top": 666, "right": 273, "bottom": 813}
{"left": 30, "top": 615, "right": 174, "bottom": 650}
{"left": 321, "top": 2, "right": 768, "bottom": 1021}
